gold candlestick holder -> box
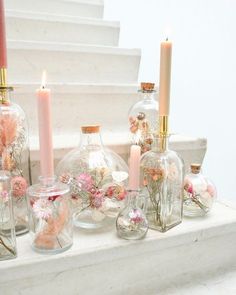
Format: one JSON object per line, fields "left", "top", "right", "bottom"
{"left": 0, "top": 67, "right": 13, "bottom": 103}
{"left": 158, "top": 115, "right": 169, "bottom": 152}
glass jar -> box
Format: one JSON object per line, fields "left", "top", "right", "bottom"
{"left": 183, "top": 164, "right": 217, "bottom": 217}
{"left": 140, "top": 135, "right": 184, "bottom": 232}
{"left": 56, "top": 125, "right": 129, "bottom": 229}
{"left": 0, "top": 170, "right": 17, "bottom": 260}
{"left": 27, "top": 176, "right": 73, "bottom": 254}
{"left": 128, "top": 82, "right": 159, "bottom": 154}
{"left": 0, "top": 87, "right": 30, "bottom": 235}
{"left": 116, "top": 190, "right": 148, "bottom": 240}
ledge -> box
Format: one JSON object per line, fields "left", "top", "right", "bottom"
{"left": 1, "top": 201, "right": 236, "bottom": 294}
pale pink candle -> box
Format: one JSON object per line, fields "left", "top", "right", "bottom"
{"left": 0, "top": 0, "right": 7, "bottom": 68}
{"left": 128, "top": 145, "right": 141, "bottom": 190}
{"left": 159, "top": 39, "right": 172, "bottom": 116}
{"left": 36, "top": 72, "right": 54, "bottom": 177}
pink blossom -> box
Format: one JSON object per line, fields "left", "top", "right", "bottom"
{"left": 207, "top": 184, "right": 216, "bottom": 197}
{"left": 11, "top": 176, "right": 28, "bottom": 198}
{"left": 33, "top": 199, "right": 52, "bottom": 220}
{"left": 129, "top": 209, "right": 143, "bottom": 224}
{"left": 90, "top": 189, "right": 104, "bottom": 209}
{"left": 77, "top": 173, "right": 94, "bottom": 191}
{"left": 0, "top": 190, "right": 9, "bottom": 202}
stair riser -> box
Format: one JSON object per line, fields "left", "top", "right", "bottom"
{"left": 8, "top": 48, "right": 140, "bottom": 84}
{"left": 6, "top": 17, "right": 119, "bottom": 46}
{"left": 5, "top": 0, "right": 104, "bottom": 18}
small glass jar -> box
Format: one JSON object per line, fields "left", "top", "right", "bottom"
{"left": 116, "top": 190, "right": 148, "bottom": 240}
{"left": 183, "top": 164, "right": 217, "bottom": 217}
{"left": 128, "top": 82, "right": 159, "bottom": 154}
{"left": 27, "top": 176, "right": 73, "bottom": 254}
{"left": 0, "top": 170, "right": 17, "bottom": 260}
{"left": 0, "top": 87, "right": 30, "bottom": 235}
{"left": 140, "top": 135, "right": 184, "bottom": 232}
{"left": 56, "top": 125, "right": 128, "bottom": 229}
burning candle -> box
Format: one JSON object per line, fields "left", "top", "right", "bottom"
{"left": 36, "top": 71, "right": 54, "bottom": 177}
{"left": 128, "top": 145, "right": 141, "bottom": 190}
{"left": 0, "top": 0, "right": 7, "bottom": 68}
{"left": 159, "top": 38, "right": 172, "bottom": 116}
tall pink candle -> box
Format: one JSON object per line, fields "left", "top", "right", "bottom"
{"left": 36, "top": 72, "right": 54, "bottom": 177}
{"left": 0, "top": 0, "right": 7, "bottom": 68}
{"left": 128, "top": 145, "right": 141, "bottom": 190}
{"left": 159, "top": 39, "right": 172, "bottom": 116}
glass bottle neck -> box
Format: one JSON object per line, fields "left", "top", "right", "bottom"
{"left": 80, "top": 132, "right": 103, "bottom": 150}
{"left": 0, "top": 88, "right": 12, "bottom": 104}
{"left": 152, "top": 136, "right": 169, "bottom": 153}
{"left": 141, "top": 91, "right": 156, "bottom": 101}
{"left": 127, "top": 190, "right": 139, "bottom": 206}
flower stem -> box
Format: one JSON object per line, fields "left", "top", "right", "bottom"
{"left": 0, "top": 236, "right": 15, "bottom": 255}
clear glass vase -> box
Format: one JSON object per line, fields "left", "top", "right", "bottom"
{"left": 56, "top": 125, "right": 128, "bottom": 229}
{"left": 128, "top": 82, "right": 159, "bottom": 154}
{"left": 183, "top": 164, "right": 217, "bottom": 217}
{"left": 140, "top": 135, "right": 184, "bottom": 232}
{"left": 0, "top": 170, "right": 17, "bottom": 260}
{"left": 116, "top": 190, "right": 148, "bottom": 240}
{"left": 27, "top": 176, "right": 73, "bottom": 254}
{"left": 0, "top": 87, "right": 30, "bottom": 235}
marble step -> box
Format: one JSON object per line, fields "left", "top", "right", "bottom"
{"left": 5, "top": 0, "right": 104, "bottom": 19}
{"left": 7, "top": 41, "right": 141, "bottom": 84}
{"left": 0, "top": 201, "right": 235, "bottom": 295}
{"left": 6, "top": 10, "right": 120, "bottom": 46}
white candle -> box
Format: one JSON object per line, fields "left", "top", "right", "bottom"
{"left": 36, "top": 71, "right": 54, "bottom": 178}
{"left": 128, "top": 145, "right": 141, "bottom": 190}
{"left": 159, "top": 39, "right": 172, "bottom": 116}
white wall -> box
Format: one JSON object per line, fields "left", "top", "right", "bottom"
{"left": 104, "top": 0, "right": 236, "bottom": 201}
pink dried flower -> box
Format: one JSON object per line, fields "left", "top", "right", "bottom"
{"left": 33, "top": 199, "right": 52, "bottom": 220}
{"left": 11, "top": 176, "right": 28, "bottom": 198}
{"left": 129, "top": 209, "right": 143, "bottom": 224}
{"left": 0, "top": 190, "right": 9, "bottom": 203}
{"left": 0, "top": 114, "right": 17, "bottom": 154}
{"left": 90, "top": 189, "right": 104, "bottom": 209}
{"left": 77, "top": 173, "right": 94, "bottom": 191}
{"left": 207, "top": 184, "right": 216, "bottom": 197}
{"left": 105, "top": 185, "right": 127, "bottom": 201}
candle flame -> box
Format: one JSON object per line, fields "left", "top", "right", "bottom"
{"left": 41, "top": 70, "right": 47, "bottom": 89}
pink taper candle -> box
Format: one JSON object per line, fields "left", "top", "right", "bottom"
{"left": 159, "top": 39, "right": 172, "bottom": 116}
{"left": 36, "top": 71, "right": 54, "bottom": 177}
{"left": 128, "top": 145, "right": 141, "bottom": 190}
{"left": 0, "top": 0, "right": 7, "bottom": 68}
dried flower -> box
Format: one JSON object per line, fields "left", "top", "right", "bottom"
{"left": 33, "top": 199, "right": 52, "bottom": 220}
{"left": 207, "top": 184, "right": 216, "bottom": 197}
{"left": 0, "top": 190, "right": 9, "bottom": 203}
{"left": 11, "top": 176, "right": 28, "bottom": 198}
{"left": 77, "top": 173, "right": 94, "bottom": 191}
{"left": 129, "top": 209, "right": 143, "bottom": 224}
{"left": 90, "top": 189, "right": 104, "bottom": 209}
{"left": 2, "top": 152, "right": 15, "bottom": 171}
{"left": 0, "top": 114, "right": 17, "bottom": 154}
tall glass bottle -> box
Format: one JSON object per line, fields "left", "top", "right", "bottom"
{"left": 56, "top": 125, "right": 128, "bottom": 229}
{"left": 128, "top": 82, "right": 159, "bottom": 154}
{"left": 0, "top": 86, "right": 30, "bottom": 236}
{"left": 0, "top": 170, "right": 17, "bottom": 260}
{"left": 140, "top": 118, "right": 184, "bottom": 232}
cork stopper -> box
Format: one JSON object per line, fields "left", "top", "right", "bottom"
{"left": 140, "top": 82, "right": 155, "bottom": 92}
{"left": 190, "top": 163, "right": 201, "bottom": 174}
{"left": 81, "top": 125, "right": 100, "bottom": 134}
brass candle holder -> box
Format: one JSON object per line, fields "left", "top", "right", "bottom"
{"left": 158, "top": 115, "right": 169, "bottom": 152}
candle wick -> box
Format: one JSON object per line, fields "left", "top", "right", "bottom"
{"left": 166, "top": 37, "right": 168, "bottom": 41}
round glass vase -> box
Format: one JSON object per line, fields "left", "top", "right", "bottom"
{"left": 128, "top": 82, "right": 159, "bottom": 154}
{"left": 27, "top": 176, "right": 73, "bottom": 254}
{"left": 116, "top": 190, "right": 148, "bottom": 240}
{"left": 0, "top": 170, "right": 17, "bottom": 260}
{"left": 140, "top": 135, "right": 184, "bottom": 232}
{"left": 0, "top": 87, "right": 30, "bottom": 236}
{"left": 56, "top": 125, "right": 129, "bottom": 230}
{"left": 183, "top": 164, "right": 217, "bottom": 217}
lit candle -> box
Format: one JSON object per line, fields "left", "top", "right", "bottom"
{"left": 36, "top": 71, "right": 54, "bottom": 177}
{"left": 0, "top": 0, "right": 7, "bottom": 68}
{"left": 159, "top": 38, "right": 172, "bottom": 116}
{"left": 128, "top": 145, "right": 141, "bottom": 190}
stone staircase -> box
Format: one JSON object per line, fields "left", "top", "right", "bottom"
{"left": 5, "top": 0, "right": 206, "bottom": 183}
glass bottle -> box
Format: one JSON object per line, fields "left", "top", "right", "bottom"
{"left": 27, "top": 176, "right": 73, "bottom": 254}
{"left": 0, "top": 170, "right": 17, "bottom": 260}
{"left": 183, "top": 164, "right": 217, "bottom": 217}
{"left": 128, "top": 82, "right": 159, "bottom": 154}
{"left": 0, "top": 87, "right": 30, "bottom": 236}
{"left": 140, "top": 134, "right": 184, "bottom": 232}
{"left": 116, "top": 190, "right": 148, "bottom": 240}
{"left": 56, "top": 125, "right": 128, "bottom": 229}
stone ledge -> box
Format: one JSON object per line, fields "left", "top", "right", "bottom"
{"left": 0, "top": 201, "right": 236, "bottom": 294}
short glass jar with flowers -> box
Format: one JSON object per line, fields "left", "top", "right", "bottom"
{"left": 56, "top": 126, "right": 128, "bottom": 229}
